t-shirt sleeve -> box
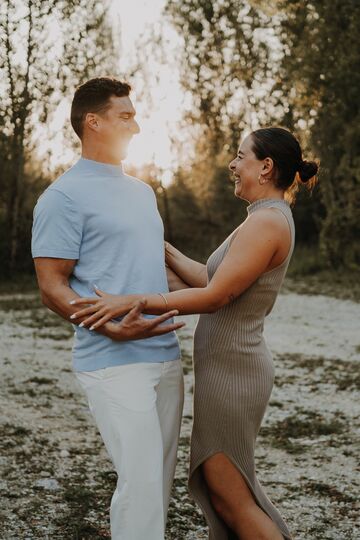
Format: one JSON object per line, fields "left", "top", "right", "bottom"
{"left": 31, "top": 188, "right": 83, "bottom": 259}
{"left": 147, "top": 183, "right": 160, "bottom": 209}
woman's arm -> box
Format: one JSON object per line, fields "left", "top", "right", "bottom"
{"left": 165, "top": 242, "right": 207, "bottom": 288}
{"left": 70, "top": 209, "right": 289, "bottom": 330}
{"left": 166, "top": 265, "right": 191, "bottom": 291}
{"left": 34, "top": 258, "right": 183, "bottom": 339}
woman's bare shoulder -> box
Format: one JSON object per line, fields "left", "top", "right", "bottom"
{"left": 245, "top": 207, "right": 289, "bottom": 232}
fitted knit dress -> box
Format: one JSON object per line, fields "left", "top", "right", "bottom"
{"left": 189, "top": 198, "right": 294, "bottom": 540}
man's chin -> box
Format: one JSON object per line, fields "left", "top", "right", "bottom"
{"left": 118, "top": 143, "right": 131, "bottom": 161}
{"left": 234, "top": 185, "right": 242, "bottom": 198}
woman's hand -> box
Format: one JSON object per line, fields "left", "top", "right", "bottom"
{"left": 103, "top": 300, "right": 183, "bottom": 341}
{"left": 166, "top": 265, "right": 191, "bottom": 291}
{"left": 69, "top": 288, "right": 141, "bottom": 330}
{"left": 164, "top": 241, "right": 207, "bottom": 288}
{"left": 164, "top": 241, "right": 173, "bottom": 267}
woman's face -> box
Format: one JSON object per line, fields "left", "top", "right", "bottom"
{"left": 229, "top": 134, "right": 270, "bottom": 201}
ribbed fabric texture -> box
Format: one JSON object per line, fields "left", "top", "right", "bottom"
{"left": 189, "top": 199, "right": 295, "bottom": 540}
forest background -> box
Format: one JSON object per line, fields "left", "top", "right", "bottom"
{"left": 0, "top": 0, "right": 359, "bottom": 295}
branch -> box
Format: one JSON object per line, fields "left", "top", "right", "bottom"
{"left": 22, "top": 0, "right": 34, "bottom": 110}
{"left": 4, "top": 0, "right": 15, "bottom": 120}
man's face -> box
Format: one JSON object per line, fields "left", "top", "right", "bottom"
{"left": 93, "top": 95, "right": 140, "bottom": 159}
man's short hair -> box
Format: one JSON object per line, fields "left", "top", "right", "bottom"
{"left": 71, "top": 77, "right": 131, "bottom": 139}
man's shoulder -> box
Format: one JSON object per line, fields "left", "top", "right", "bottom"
{"left": 33, "top": 164, "right": 84, "bottom": 216}
{"left": 124, "top": 173, "right": 155, "bottom": 196}
{"left": 40, "top": 160, "right": 84, "bottom": 200}
{"left": 53, "top": 159, "right": 85, "bottom": 188}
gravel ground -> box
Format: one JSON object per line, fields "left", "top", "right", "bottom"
{"left": 0, "top": 289, "right": 359, "bottom": 539}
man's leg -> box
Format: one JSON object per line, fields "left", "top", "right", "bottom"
{"left": 76, "top": 362, "right": 166, "bottom": 540}
{"left": 155, "top": 359, "right": 184, "bottom": 522}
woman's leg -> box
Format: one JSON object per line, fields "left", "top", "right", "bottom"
{"left": 202, "top": 453, "right": 284, "bottom": 540}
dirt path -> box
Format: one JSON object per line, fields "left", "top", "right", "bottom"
{"left": 0, "top": 290, "right": 359, "bottom": 539}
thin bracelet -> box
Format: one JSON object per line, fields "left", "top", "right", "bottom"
{"left": 158, "top": 292, "right": 169, "bottom": 309}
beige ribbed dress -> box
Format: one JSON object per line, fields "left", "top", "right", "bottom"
{"left": 189, "top": 198, "right": 294, "bottom": 540}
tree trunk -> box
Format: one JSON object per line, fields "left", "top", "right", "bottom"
{"left": 8, "top": 147, "right": 24, "bottom": 272}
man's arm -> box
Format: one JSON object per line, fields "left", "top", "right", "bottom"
{"left": 34, "top": 257, "right": 184, "bottom": 339}
{"left": 34, "top": 257, "right": 82, "bottom": 319}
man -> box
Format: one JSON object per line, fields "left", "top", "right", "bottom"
{"left": 32, "top": 77, "right": 185, "bottom": 540}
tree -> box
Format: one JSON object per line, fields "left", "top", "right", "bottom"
{"left": 273, "top": 0, "right": 360, "bottom": 268}
{"left": 0, "top": 0, "right": 119, "bottom": 274}
{"left": 164, "top": 0, "right": 359, "bottom": 265}
{"left": 165, "top": 0, "right": 273, "bottom": 153}
{"left": 163, "top": 1, "right": 272, "bottom": 253}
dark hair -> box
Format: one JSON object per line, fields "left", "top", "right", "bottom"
{"left": 251, "top": 127, "right": 319, "bottom": 203}
{"left": 71, "top": 77, "right": 131, "bottom": 139}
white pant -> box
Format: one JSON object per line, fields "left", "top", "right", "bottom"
{"left": 76, "top": 359, "right": 184, "bottom": 540}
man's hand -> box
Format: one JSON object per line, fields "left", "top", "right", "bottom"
{"left": 33, "top": 258, "right": 185, "bottom": 342}
{"left": 103, "top": 300, "right": 185, "bottom": 341}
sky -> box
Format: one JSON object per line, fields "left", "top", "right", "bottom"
{"left": 42, "top": 0, "right": 185, "bottom": 179}
{"left": 111, "top": 0, "right": 185, "bottom": 175}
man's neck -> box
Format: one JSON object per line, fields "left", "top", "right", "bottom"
{"left": 81, "top": 144, "right": 122, "bottom": 166}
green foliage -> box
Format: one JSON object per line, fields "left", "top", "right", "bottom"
{"left": 274, "top": 0, "right": 360, "bottom": 268}
{"left": 165, "top": 167, "right": 247, "bottom": 260}
{"left": 163, "top": 1, "right": 272, "bottom": 259}
{"left": 163, "top": 0, "right": 359, "bottom": 269}
{"left": 165, "top": 0, "right": 272, "bottom": 152}
{"left": 163, "top": 0, "right": 325, "bottom": 261}
{"left": 0, "top": 0, "right": 119, "bottom": 276}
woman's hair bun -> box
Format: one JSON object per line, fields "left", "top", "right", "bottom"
{"left": 298, "top": 160, "right": 318, "bottom": 183}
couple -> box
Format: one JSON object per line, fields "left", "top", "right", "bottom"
{"left": 32, "top": 77, "right": 318, "bottom": 540}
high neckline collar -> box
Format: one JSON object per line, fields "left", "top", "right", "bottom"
{"left": 247, "top": 198, "right": 290, "bottom": 215}
{"left": 79, "top": 157, "right": 124, "bottom": 177}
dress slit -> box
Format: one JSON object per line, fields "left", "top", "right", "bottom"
{"left": 189, "top": 450, "right": 292, "bottom": 540}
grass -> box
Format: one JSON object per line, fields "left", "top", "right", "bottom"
{"left": 287, "top": 244, "right": 327, "bottom": 276}
{"left": 181, "top": 351, "right": 193, "bottom": 375}
{"left": 0, "top": 273, "right": 38, "bottom": 294}
{"left": 25, "top": 311, "right": 63, "bottom": 327}
{"left": 260, "top": 409, "right": 345, "bottom": 454}
{"left": 53, "top": 470, "right": 117, "bottom": 539}
{"left": 277, "top": 353, "right": 360, "bottom": 391}
{"left": 35, "top": 330, "right": 74, "bottom": 340}
{"left": 0, "top": 264, "right": 359, "bottom": 539}
{"left": 0, "top": 295, "right": 42, "bottom": 312}
{"left": 285, "top": 245, "right": 360, "bottom": 302}
{"left": 0, "top": 423, "right": 32, "bottom": 437}
{"left": 25, "top": 376, "right": 56, "bottom": 385}
{"left": 301, "top": 480, "right": 356, "bottom": 504}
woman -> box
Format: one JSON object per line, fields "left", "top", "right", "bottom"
{"left": 71, "top": 127, "right": 318, "bottom": 539}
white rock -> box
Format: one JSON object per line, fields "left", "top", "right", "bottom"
{"left": 34, "top": 478, "right": 60, "bottom": 491}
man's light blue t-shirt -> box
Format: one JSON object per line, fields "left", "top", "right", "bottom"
{"left": 31, "top": 157, "right": 180, "bottom": 371}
